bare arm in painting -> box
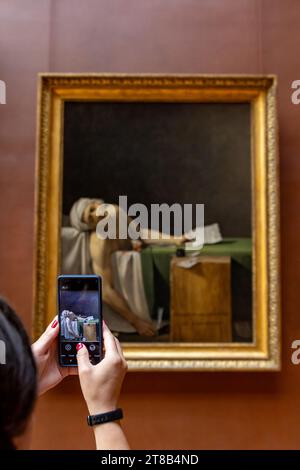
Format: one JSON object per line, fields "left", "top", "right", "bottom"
{"left": 139, "top": 228, "right": 185, "bottom": 246}
{"left": 90, "top": 231, "right": 156, "bottom": 337}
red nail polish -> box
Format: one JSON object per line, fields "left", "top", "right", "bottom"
{"left": 51, "top": 319, "right": 58, "bottom": 328}
{"left": 76, "top": 343, "right": 83, "bottom": 351}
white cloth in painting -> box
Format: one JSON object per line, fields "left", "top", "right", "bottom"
{"left": 61, "top": 198, "right": 102, "bottom": 275}
{"left": 103, "top": 251, "right": 152, "bottom": 333}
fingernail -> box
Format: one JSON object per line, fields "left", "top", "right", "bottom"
{"left": 102, "top": 320, "right": 106, "bottom": 327}
{"left": 51, "top": 319, "right": 58, "bottom": 328}
{"left": 76, "top": 343, "right": 83, "bottom": 351}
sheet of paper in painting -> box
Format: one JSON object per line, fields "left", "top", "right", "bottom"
{"left": 203, "top": 223, "right": 223, "bottom": 244}
{"left": 177, "top": 258, "right": 201, "bottom": 269}
{"left": 185, "top": 223, "right": 222, "bottom": 250}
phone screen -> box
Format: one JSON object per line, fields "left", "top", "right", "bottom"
{"left": 58, "top": 275, "right": 102, "bottom": 366}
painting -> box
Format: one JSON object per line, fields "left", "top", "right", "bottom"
{"left": 34, "top": 74, "right": 280, "bottom": 370}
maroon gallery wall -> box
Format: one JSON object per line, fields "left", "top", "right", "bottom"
{"left": 1, "top": 0, "right": 300, "bottom": 449}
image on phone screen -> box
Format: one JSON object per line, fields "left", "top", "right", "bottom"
{"left": 58, "top": 275, "right": 102, "bottom": 366}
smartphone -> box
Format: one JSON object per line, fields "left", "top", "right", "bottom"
{"left": 58, "top": 275, "right": 103, "bottom": 367}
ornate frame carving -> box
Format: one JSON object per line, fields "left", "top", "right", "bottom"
{"left": 33, "top": 74, "right": 281, "bottom": 371}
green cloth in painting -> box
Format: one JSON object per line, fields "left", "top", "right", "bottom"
{"left": 140, "top": 238, "right": 252, "bottom": 316}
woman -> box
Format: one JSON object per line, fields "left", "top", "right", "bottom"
{"left": 0, "top": 298, "right": 129, "bottom": 450}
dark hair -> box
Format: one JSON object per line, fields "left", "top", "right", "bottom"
{"left": 0, "top": 298, "right": 37, "bottom": 449}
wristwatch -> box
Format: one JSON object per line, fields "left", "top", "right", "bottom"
{"left": 87, "top": 408, "right": 123, "bottom": 426}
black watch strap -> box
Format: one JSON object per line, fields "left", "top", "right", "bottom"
{"left": 87, "top": 408, "right": 123, "bottom": 426}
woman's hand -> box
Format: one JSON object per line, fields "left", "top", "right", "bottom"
{"left": 77, "top": 322, "right": 129, "bottom": 450}
{"left": 77, "top": 321, "right": 127, "bottom": 415}
{"left": 32, "top": 317, "right": 77, "bottom": 395}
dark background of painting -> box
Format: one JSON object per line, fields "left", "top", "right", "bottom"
{"left": 63, "top": 101, "right": 251, "bottom": 237}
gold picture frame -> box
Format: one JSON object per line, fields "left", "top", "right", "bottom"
{"left": 33, "top": 73, "right": 281, "bottom": 371}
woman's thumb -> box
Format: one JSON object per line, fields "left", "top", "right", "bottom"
{"left": 33, "top": 316, "right": 59, "bottom": 354}
{"left": 76, "top": 343, "right": 91, "bottom": 374}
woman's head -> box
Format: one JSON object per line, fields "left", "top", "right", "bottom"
{"left": 0, "top": 298, "right": 37, "bottom": 449}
